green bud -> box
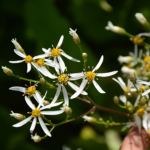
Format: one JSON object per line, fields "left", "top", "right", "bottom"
{"left": 113, "top": 96, "right": 119, "bottom": 104}
{"left": 130, "top": 73, "right": 136, "bottom": 83}
{"left": 2, "top": 66, "right": 13, "bottom": 76}
{"left": 40, "top": 78, "right": 46, "bottom": 85}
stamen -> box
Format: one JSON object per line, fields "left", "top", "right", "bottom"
{"left": 58, "top": 74, "right": 70, "bottom": 85}
{"left": 24, "top": 55, "right": 33, "bottom": 63}
{"left": 27, "top": 86, "right": 36, "bottom": 97}
{"left": 145, "top": 64, "right": 150, "bottom": 71}
{"left": 136, "top": 108, "right": 144, "bottom": 117}
{"left": 85, "top": 71, "right": 95, "bottom": 82}
{"left": 125, "top": 87, "right": 130, "bottom": 93}
{"left": 140, "top": 85, "right": 146, "bottom": 92}
{"left": 51, "top": 48, "right": 61, "bottom": 57}
{"left": 144, "top": 56, "right": 150, "bottom": 64}
{"left": 32, "top": 108, "right": 41, "bottom": 117}
{"left": 36, "top": 59, "right": 44, "bottom": 67}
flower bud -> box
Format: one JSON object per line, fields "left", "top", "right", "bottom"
{"left": 11, "top": 38, "right": 24, "bottom": 53}
{"left": 126, "top": 101, "right": 133, "bottom": 112}
{"left": 69, "top": 28, "right": 80, "bottom": 44}
{"left": 121, "top": 66, "right": 136, "bottom": 74}
{"left": 43, "top": 100, "right": 50, "bottom": 106}
{"left": 2, "top": 66, "right": 13, "bottom": 76}
{"left": 31, "top": 133, "right": 41, "bottom": 143}
{"left": 83, "top": 115, "right": 96, "bottom": 123}
{"left": 10, "top": 111, "right": 26, "bottom": 121}
{"left": 61, "top": 104, "right": 72, "bottom": 115}
{"left": 113, "top": 96, "right": 119, "bottom": 104}
{"left": 40, "top": 78, "right": 46, "bottom": 85}
{"left": 99, "top": 118, "right": 103, "bottom": 122}
{"left": 82, "top": 53, "right": 87, "bottom": 62}
{"left": 130, "top": 73, "right": 136, "bottom": 83}
{"left": 105, "top": 21, "right": 126, "bottom": 34}
{"left": 135, "top": 13, "right": 148, "bottom": 26}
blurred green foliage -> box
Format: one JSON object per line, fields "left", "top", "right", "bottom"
{"left": 1, "top": 0, "right": 150, "bottom": 149}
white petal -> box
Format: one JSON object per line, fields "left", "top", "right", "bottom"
{"left": 13, "top": 116, "right": 32, "bottom": 127}
{"left": 54, "top": 57, "right": 60, "bottom": 74}
{"left": 27, "top": 63, "right": 31, "bottom": 73}
{"left": 142, "top": 89, "right": 150, "bottom": 96}
{"left": 119, "top": 95, "right": 126, "bottom": 105}
{"left": 42, "top": 48, "right": 51, "bottom": 53}
{"left": 130, "top": 88, "right": 137, "bottom": 92}
{"left": 41, "top": 110, "right": 64, "bottom": 115}
{"left": 61, "top": 52, "right": 80, "bottom": 62}
{"left": 134, "top": 94, "right": 140, "bottom": 106}
{"left": 68, "top": 81, "right": 88, "bottom": 95}
{"left": 9, "top": 86, "right": 26, "bottom": 93}
{"left": 135, "top": 115, "right": 141, "bottom": 134}
{"left": 33, "top": 54, "right": 50, "bottom": 60}
{"left": 70, "top": 79, "right": 88, "bottom": 99}
{"left": 14, "top": 49, "right": 26, "bottom": 58}
{"left": 62, "top": 85, "right": 69, "bottom": 106}
{"left": 70, "top": 72, "right": 84, "bottom": 80}
{"left": 93, "top": 80, "right": 105, "bottom": 93}
{"left": 38, "top": 117, "right": 51, "bottom": 137}
{"left": 9, "top": 60, "right": 24, "bottom": 64}
{"left": 136, "top": 80, "right": 150, "bottom": 85}
{"left": 58, "top": 56, "right": 66, "bottom": 73}
{"left": 50, "top": 101, "right": 63, "bottom": 107}
{"left": 30, "top": 117, "right": 37, "bottom": 133}
{"left": 56, "top": 35, "right": 64, "bottom": 48}
{"left": 96, "top": 71, "right": 118, "bottom": 77}
{"left": 118, "top": 77, "right": 126, "bottom": 89}
{"left": 40, "top": 85, "right": 61, "bottom": 110}
{"left": 37, "top": 91, "right": 47, "bottom": 108}
{"left": 25, "top": 96, "right": 35, "bottom": 110}
{"left": 44, "top": 59, "right": 60, "bottom": 69}
{"left": 112, "top": 78, "right": 126, "bottom": 91}
{"left": 143, "top": 113, "right": 149, "bottom": 131}
{"left": 92, "top": 55, "right": 104, "bottom": 72}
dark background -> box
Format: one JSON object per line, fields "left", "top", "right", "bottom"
{"left": 1, "top": 0, "right": 150, "bottom": 149}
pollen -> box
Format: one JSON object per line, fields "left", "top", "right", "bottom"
{"left": 133, "top": 36, "right": 144, "bottom": 45}
{"left": 136, "top": 108, "right": 144, "bottom": 117}
{"left": 144, "top": 56, "right": 150, "bottom": 64}
{"left": 58, "top": 74, "right": 69, "bottom": 84}
{"left": 36, "top": 59, "right": 44, "bottom": 67}
{"left": 125, "top": 87, "right": 130, "bottom": 93}
{"left": 24, "top": 55, "right": 33, "bottom": 63}
{"left": 27, "top": 86, "right": 36, "bottom": 97}
{"left": 51, "top": 48, "right": 61, "bottom": 57}
{"left": 140, "top": 85, "right": 146, "bottom": 92}
{"left": 32, "top": 108, "right": 41, "bottom": 117}
{"left": 85, "top": 71, "right": 96, "bottom": 82}
{"left": 145, "top": 64, "right": 150, "bottom": 71}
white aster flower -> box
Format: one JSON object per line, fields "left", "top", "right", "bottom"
{"left": 105, "top": 21, "right": 125, "bottom": 34}
{"left": 113, "top": 77, "right": 136, "bottom": 96}
{"left": 135, "top": 13, "right": 148, "bottom": 26}
{"left": 70, "top": 55, "right": 118, "bottom": 99}
{"left": 12, "top": 91, "right": 64, "bottom": 137}
{"left": 34, "top": 35, "right": 80, "bottom": 74}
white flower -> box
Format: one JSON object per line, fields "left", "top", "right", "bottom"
{"left": 105, "top": 21, "right": 125, "bottom": 34}
{"left": 135, "top": 13, "right": 147, "bottom": 26}
{"left": 113, "top": 77, "right": 136, "bottom": 96}
{"left": 70, "top": 55, "right": 118, "bottom": 99}
{"left": 34, "top": 35, "right": 80, "bottom": 74}
{"left": 12, "top": 91, "right": 64, "bottom": 137}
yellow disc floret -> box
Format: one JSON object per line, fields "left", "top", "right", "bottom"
{"left": 36, "top": 59, "right": 44, "bottom": 67}
{"left": 32, "top": 108, "right": 41, "bottom": 117}
{"left": 125, "top": 87, "right": 130, "bottom": 93}
{"left": 133, "top": 36, "right": 144, "bottom": 45}
{"left": 24, "top": 55, "right": 33, "bottom": 63}
{"left": 148, "top": 130, "right": 150, "bottom": 137}
{"left": 136, "top": 108, "right": 144, "bottom": 117}
{"left": 51, "top": 48, "right": 61, "bottom": 57}
{"left": 144, "top": 56, "right": 150, "bottom": 64}
{"left": 58, "top": 74, "right": 69, "bottom": 84}
{"left": 140, "top": 85, "right": 146, "bottom": 93}
{"left": 145, "top": 64, "right": 150, "bottom": 71}
{"left": 85, "top": 71, "right": 96, "bottom": 82}
{"left": 27, "top": 86, "right": 36, "bottom": 97}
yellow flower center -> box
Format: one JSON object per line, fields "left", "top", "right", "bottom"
{"left": 51, "top": 48, "right": 61, "bottom": 57}
{"left": 140, "top": 85, "right": 146, "bottom": 93}
{"left": 32, "top": 108, "right": 41, "bottom": 117}
{"left": 133, "top": 37, "right": 144, "bottom": 45}
{"left": 58, "top": 74, "right": 69, "bottom": 84}
{"left": 125, "top": 87, "right": 130, "bottom": 93}
{"left": 148, "top": 130, "right": 150, "bottom": 137}
{"left": 27, "top": 86, "right": 36, "bottom": 97}
{"left": 136, "top": 108, "right": 144, "bottom": 117}
{"left": 85, "top": 71, "right": 96, "bottom": 82}
{"left": 24, "top": 55, "right": 33, "bottom": 63}
{"left": 144, "top": 56, "right": 150, "bottom": 64}
{"left": 36, "top": 59, "right": 44, "bottom": 67}
{"left": 145, "top": 64, "right": 150, "bottom": 71}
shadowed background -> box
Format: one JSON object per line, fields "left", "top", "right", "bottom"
{"left": 1, "top": 0, "right": 150, "bottom": 150}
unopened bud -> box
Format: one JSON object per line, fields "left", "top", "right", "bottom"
{"left": 62, "top": 104, "right": 72, "bottom": 115}
{"left": 83, "top": 115, "right": 96, "bottom": 123}
{"left": 130, "top": 73, "right": 136, "bottom": 83}
{"left": 135, "top": 13, "right": 148, "bottom": 26}
{"left": 10, "top": 111, "right": 25, "bottom": 121}
{"left": 40, "top": 78, "right": 46, "bottom": 85}
{"left": 43, "top": 100, "right": 50, "bottom": 106}
{"left": 99, "top": 118, "right": 103, "bottom": 122}
{"left": 69, "top": 28, "right": 80, "bottom": 44}
{"left": 2, "top": 66, "right": 13, "bottom": 76}
{"left": 105, "top": 21, "right": 126, "bottom": 34}
{"left": 113, "top": 96, "right": 119, "bottom": 104}
{"left": 139, "top": 97, "right": 146, "bottom": 105}
{"left": 31, "top": 133, "right": 41, "bottom": 143}
{"left": 11, "top": 38, "right": 24, "bottom": 53}
{"left": 127, "top": 101, "right": 133, "bottom": 112}
{"left": 82, "top": 53, "right": 87, "bottom": 62}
